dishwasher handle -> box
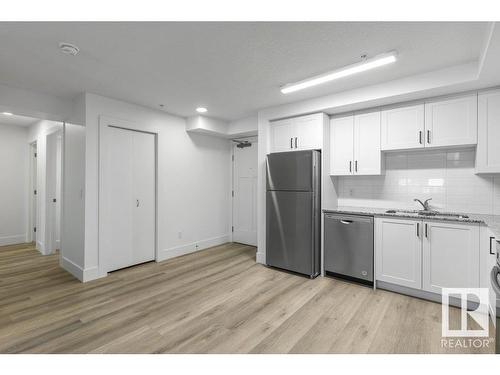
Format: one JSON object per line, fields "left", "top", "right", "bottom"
{"left": 340, "top": 219, "right": 353, "bottom": 225}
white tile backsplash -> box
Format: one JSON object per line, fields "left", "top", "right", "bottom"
{"left": 337, "top": 148, "right": 499, "bottom": 214}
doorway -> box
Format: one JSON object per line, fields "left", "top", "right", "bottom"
{"left": 99, "top": 123, "right": 157, "bottom": 273}
{"left": 29, "top": 141, "right": 37, "bottom": 243}
{"left": 231, "top": 137, "right": 258, "bottom": 246}
{"left": 45, "top": 130, "right": 63, "bottom": 254}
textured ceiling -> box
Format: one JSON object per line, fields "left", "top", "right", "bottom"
{"left": 0, "top": 22, "right": 488, "bottom": 120}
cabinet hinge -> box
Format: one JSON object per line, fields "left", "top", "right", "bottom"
{"left": 232, "top": 226, "right": 234, "bottom": 232}
{"left": 34, "top": 227, "right": 36, "bottom": 233}
{"left": 34, "top": 189, "right": 37, "bottom": 195}
{"left": 232, "top": 155, "right": 234, "bottom": 161}
{"left": 232, "top": 190, "right": 234, "bottom": 197}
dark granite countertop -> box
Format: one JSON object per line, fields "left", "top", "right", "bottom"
{"left": 322, "top": 206, "right": 500, "bottom": 238}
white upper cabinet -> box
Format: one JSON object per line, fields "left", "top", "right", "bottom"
{"left": 270, "top": 118, "right": 294, "bottom": 152}
{"left": 381, "top": 104, "right": 425, "bottom": 151}
{"left": 422, "top": 221, "right": 480, "bottom": 294}
{"left": 476, "top": 89, "right": 500, "bottom": 174}
{"left": 424, "top": 94, "right": 477, "bottom": 148}
{"left": 270, "top": 113, "right": 324, "bottom": 153}
{"left": 294, "top": 114, "right": 323, "bottom": 150}
{"left": 330, "top": 115, "right": 354, "bottom": 176}
{"left": 354, "top": 111, "right": 382, "bottom": 175}
{"left": 330, "top": 111, "right": 381, "bottom": 176}
{"left": 375, "top": 217, "right": 422, "bottom": 289}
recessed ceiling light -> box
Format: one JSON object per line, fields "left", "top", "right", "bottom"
{"left": 2, "top": 112, "right": 13, "bottom": 116}
{"left": 59, "top": 42, "right": 80, "bottom": 56}
{"left": 196, "top": 107, "right": 208, "bottom": 113}
{"left": 281, "top": 51, "right": 398, "bottom": 94}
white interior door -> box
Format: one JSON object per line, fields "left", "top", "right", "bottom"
{"left": 101, "top": 126, "right": 155, "bottom": 272}
{"left": 46, "top": 130, "right": 62, "bottom": 254}
{"left": 132, "top": 130, "right": 156, "bottom": 264}
{"left": 30, "top": 142, "right": 37, "bottom": 243}
{"left": 232, "top": 140, "right": 257, "bottom": 246}
{"left": 55, "top": 133, "right": 62, "bottom": 249}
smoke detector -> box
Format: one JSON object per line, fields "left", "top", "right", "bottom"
{"left": 59, "top": 42, "right": 80, "bottom": 56}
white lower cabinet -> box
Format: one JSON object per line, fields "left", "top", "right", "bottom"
{"left": 422, "top": 221, "right": 480, "bottom": 294}
{"left": 375, "top": 217, "right": 422, "bottom": 289}
{"left": 375, "top": 217, "right": 480, "bottom": 296}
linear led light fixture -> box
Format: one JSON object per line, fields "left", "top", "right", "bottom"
{"left": 280, "top": 51, "right": 398, "bottom": 94}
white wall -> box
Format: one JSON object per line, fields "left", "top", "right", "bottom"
{"left": 61, "top": 123, "right": 86, "bottom": 280}
{"left": 28, "top": 119, "right": 63, "bottom": 254}
{"left": 336, "top": 148, "right": 500, "bottom": 215}
{"left": 83, "top": 93, "right": 231, "bottom": 281}
{"left": 228, "top": 115, "right": 258, "bottom": 138}
{"left": 0, "top": 123, "right": 28, "bottom": 246}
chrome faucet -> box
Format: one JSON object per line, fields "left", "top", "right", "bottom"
{"left": 414, "top": 198, "right": 432, "bottom": 211}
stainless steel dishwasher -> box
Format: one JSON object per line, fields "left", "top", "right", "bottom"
{"left": 324, "top": 213, "right": 374, "bottom": 285}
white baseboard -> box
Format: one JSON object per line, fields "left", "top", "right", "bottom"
{"left": 61, "top": 256, "right": 84, "bottom": 281}
{"left": 158, "top": 234, "right": 230, "bottom": 262}
{"left": 256, "top": 251, "right": 266, "bottom": 264}
{"left": 0, "top": 234, "right": 27, "bottom": 246}
{"left": 36, "top": 240, "right": 45, "bottom": 254}
{"left": 60, "top": 256, "right": 104, "bottom": 283}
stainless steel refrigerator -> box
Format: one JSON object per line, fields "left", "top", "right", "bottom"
{"left": 266, "top": 150, "right": 321, "bottom": 278}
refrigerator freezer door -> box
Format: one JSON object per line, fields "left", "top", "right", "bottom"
{"left": 266, "top": 190, "right": 316, "bottom": 276}
{"left": 266, "top": 151, "right": 314, "bottom": 191}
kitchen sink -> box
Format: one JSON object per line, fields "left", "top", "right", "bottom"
{"left": 385, "top": 209, "right": 469, "bottom": 219}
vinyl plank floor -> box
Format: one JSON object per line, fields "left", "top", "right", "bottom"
{"left": 0, "top": 242, "right": 494, "bottom": 353}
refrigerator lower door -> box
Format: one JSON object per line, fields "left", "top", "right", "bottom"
{"left": 266, "top": 190, "right": 317, "bottom": 277}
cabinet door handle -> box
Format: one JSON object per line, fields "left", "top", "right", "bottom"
{"left": 419, "top": 131, "right": 423, "bottom": 144}
{"left": 417, "top": 223, "right": 420, "bottom": 238}
{"left": 349, "top": 161, "right": 352, "bottom": 173}
{"left": 427, "top": 130, "right": 431, "bottom": 144}
{"left": 425, "top": 223, "right": 428, "bottom": 238}
{"left": 355, "top": 160, "right": 358, "bottom": 173}
{"left": 490, "top": 236, "right": 496, "bottom": 255}
{"left": 294, "top": 137, "right": 297, "bottom": 149}
{"left": 290, "top": 138, "right": 293, "bottom": 149}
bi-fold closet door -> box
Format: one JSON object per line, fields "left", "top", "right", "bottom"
{"left": 100, "top": 125, "right": 156, "bottom": 273}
